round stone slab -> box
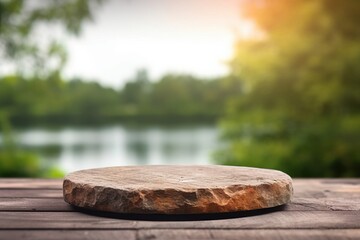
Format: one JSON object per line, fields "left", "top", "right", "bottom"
{"left": 63, "top": 165, "right": 293, "bottom": 214}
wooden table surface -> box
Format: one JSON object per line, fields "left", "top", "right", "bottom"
{"left": 0, "top": 178, "right": 359, "bottom": 240}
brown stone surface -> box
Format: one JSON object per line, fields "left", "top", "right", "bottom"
{"left": 63, "top": 165, "right": 293, "bottom": 214}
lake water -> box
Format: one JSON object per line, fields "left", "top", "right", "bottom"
{"left": 9, "top": 124, "right": 221, "bottom": 174}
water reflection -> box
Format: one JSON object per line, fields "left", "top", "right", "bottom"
{"left": 4, "top": 124, "right": 220, "bottom": 174}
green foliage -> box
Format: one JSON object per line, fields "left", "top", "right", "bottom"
{"left": 0, "top": 150, "right": 39, "bottom": 177}
{"left": 0, "top": 0, "right": 102, "bottom": 177}
{"left": 2, "top": 0, "right": 359, "bottom": 178}
{"left": 0, "top": 113, "right": 64, "bottom": 177}
{"left": 217, "top": 0, "right": 360, "bottom": 177}
{"left": 0, "top": 149, "right": 64, "bottom": 178}
{"left": 0, "top": 0, "right": 102, "bottom": 76}
{"left": 124, "top": 72, "right": 231, "bottom": 118}
{"left": 0, "top": 71, "right": 235, "bottom": 177}
{"left": 0, "top": 72, "right": 235, "bottom": 124}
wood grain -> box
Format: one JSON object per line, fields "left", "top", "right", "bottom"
{"left": 0, "top": 211, "right": 359, "bottom": 229}
{"left": 0, "top": 230, "right": 136, "bottom": 240}
{"left": 1, "top": 197, "right": 359, "bottom": 212}
{"left": 1, "top": 230, "right": 359, "bottom": 240}
{"left": 0, "top": 198, "right": 72, "bottom": 212}
{"left": 1, "top": 178, "right": 360, "bottom": 212}
{"left": 0, "top": 178, "right": 359, "bottom": 240}
{"left": 0, "top": 189, "right": 63, "bottom": 198}
{"left": 137, "top": 229, "right": 360, "bottom": 240}
{"left": 0, "top": 179, "right": 62, "bottom": 189}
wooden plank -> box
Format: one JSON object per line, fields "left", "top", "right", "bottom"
{"left": 4, "top": 184, "right": 359, "bottom": 200}
{"left": 1, "top": 178, "right": 358, "bottom": 194}
{"left": 291, "top": 179, "right": 360, "bottom": 211}
{"left": 0, "top": 229, "right": 359, "bottom": 240}
{"left": 1, "top": 197, "right": 359, "bottom": 212}
{"left": 0, "top": 230, "right": 136, "bottom": 240}
{"left": 318, "top": 179, "right": 360, "bottom": 185}
{"left": 0, "top": 179, "right": 62, "bottom": 189}
{"left": 288, "top": 197, "right": 360, "bottom": 211}
{"left": 293, "top": 179, "right": 360, "bottom": 199}
{"left": 0, "top": 185, "right": 359, "bottom": 212}
{"left": 0, "top": 198, "right": 72, "bottom": 212}
{"left": 0, "top": 189, "right": 62, "bottom": 198}
{"left": 0, "top": 179, "right": 358, "bottom": 212}
{"left": 1, "top": 178, "right": 358, "bottom": 190}
{"left": 138, "top": 229, "right": 360, "bottom": 240}
{"left": 0, "top": 179, "right": 360, "bottom": 211}
{"left": 0, "top": 211, "right": 359, "bottom": 230}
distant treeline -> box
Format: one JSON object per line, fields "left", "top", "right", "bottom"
{"left": 0, "top": 70, "right": 241, "bottom": 125}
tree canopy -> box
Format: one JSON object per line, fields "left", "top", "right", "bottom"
{"left": 0, "top": 72, "right": 233, "bottom": 124}
{"left": 216, "top": 0, "right": 360, "bottom": 177}
{"left": 0, "top": 0, "right": 101, "bottom": 76}
{"left": 1, "top": 0, "right": 359, "bottom": 177}
{"left": 0, "top": 0, "right": 101, "bottom": 177}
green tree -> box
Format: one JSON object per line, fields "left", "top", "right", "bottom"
{"left": 121, "top": 69, "right": 151, "bottom": 115}
{"left": 0, "top": 0, "right": 102, "bottom": 77}
{"left": 217, "top": 0, "right": 360, "bottom": 177}
{"left": 0, "top": 0, "right": 102, "bottom": 177}
{"left": 62, "top": 78, "right": 120, "bottom": 120}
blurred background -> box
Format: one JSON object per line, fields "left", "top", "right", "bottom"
{"left": 0, "top": 0, "right": 359, "bottom": 178}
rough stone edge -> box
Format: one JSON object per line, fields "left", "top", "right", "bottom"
{"left": 63, "top": 176, "right": 293, "bottom": 214}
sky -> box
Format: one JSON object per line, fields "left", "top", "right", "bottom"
{"left": 0, "top": 0, "right": 253, "bottom": 88}
{"left": 60, "top": 0, "right": 250, "bottom": 88}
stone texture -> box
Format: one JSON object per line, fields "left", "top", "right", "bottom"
{"left": 63, "top": 165, "right": 293, "bottom": 214}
